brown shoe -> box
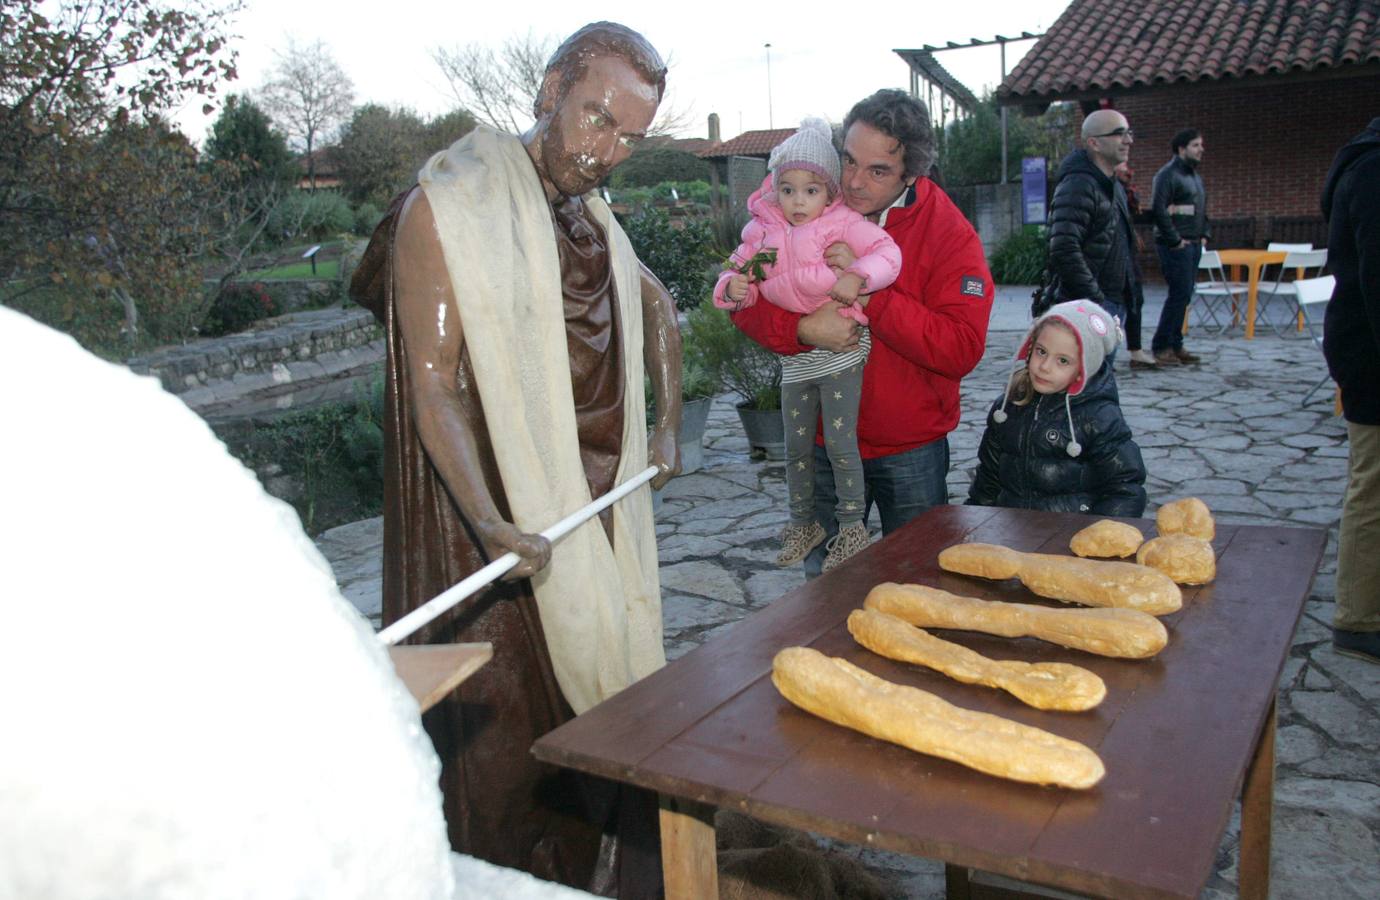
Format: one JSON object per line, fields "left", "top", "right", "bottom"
{"left": 1153, "top": 350, "right": 1182, "bottom": 366}
{"left": 1174, "top": 348, "right": 1201, "bottom": 364}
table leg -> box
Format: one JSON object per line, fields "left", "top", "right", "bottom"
{"left": 945, "top": 863, "right": 973, "bottom": 899}
{"left": 1245, "top": 265, "right": 1260, "bottom": 339}
{"left": 1239, "top": 698, "right": 1276, "bottom": 900}
{"left": 660, "top": 794, "right": 718, "bottom": 900}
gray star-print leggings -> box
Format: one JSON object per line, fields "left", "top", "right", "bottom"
{"left": 783, "top": 363, "right": 865, "bottom": 526}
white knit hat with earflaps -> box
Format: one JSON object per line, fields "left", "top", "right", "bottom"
{"left": 991, "top": 300, "right": 1121, "bottom": 457}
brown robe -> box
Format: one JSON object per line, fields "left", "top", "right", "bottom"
{"left": 351, "top": 186, "right": 660, "bottom": 897}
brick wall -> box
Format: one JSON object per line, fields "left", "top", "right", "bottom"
{"left": 1112, "top": 72, "right": 1380, "bottom": 243}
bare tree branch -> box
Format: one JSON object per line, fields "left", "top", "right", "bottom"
{"left": 430, "top": 30, "right": 690, "bottom": 138}
{"left": 256, "top": 38, "right": 355, "bottom": 189}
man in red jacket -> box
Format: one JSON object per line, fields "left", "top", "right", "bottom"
{"left": 732, "top": 89, "right": 993, "bottom": 574}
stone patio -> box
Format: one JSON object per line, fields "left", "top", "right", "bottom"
{"left": 317, "top": 286, "right": 1378, "bottom": 899}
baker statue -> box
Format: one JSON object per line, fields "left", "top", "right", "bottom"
{"left": 351, "top": 22, "right": 681, "bottom": 896}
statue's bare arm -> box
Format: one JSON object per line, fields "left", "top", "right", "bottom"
{"left": 640, "top": 264, "right": 682, "bottom": 489}
{"left": 393, "top": 190, "right": 552, "bottom": 579}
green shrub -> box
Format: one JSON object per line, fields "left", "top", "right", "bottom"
{"left": 620, "top": 206, "right": 719, "bottom": 312}
{"left": 237, "top": 377, "right": 384, "bottom": 533}
{"left": 353, "top": 202, "right": 382, "bottom": 237}
{"left": 988, "top": 225, "right": 1049, "bottom": 285}
{"left": 682, "top": 300, "right": 780, "bottom": 410}
{"left": 267, "top": 191, "right": 355, "bottom": 243}
{"left": 609, "top": 146, "right": 710, "bottom": 187}
{"left": 201, "top": 281, "right": 278, "bottom": 336}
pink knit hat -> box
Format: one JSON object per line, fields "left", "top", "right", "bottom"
{"left": 768, "top": 118, "right": 840, "bottom": 194}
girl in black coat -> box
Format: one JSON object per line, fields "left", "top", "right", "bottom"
{"left": 969, "top": 300, "right": 1147, "bottom": 517}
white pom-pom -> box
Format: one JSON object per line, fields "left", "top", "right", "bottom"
{"left": 1067, "top": 441, "right": 1082, "bottom": 457}
{"left": 800, "top": 116, "right": 832, "bottom": 136}
{"left": 993, "top": 409, "right": 1008, "bottom": 424}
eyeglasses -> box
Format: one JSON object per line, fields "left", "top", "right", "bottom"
{"left": 1091, "top": 127, "right": 1134, "bottom": 140}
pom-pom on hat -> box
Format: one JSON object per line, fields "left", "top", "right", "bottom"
{"left": 768, "top": 117, "right": 840, "bottom": 195}
{"left": 991, "top": 299, "right": 1122, "bottom": 458}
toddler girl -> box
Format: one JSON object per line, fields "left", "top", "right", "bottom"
{"left": 969, "top": 300, "right": 1147, "bottom": 516}
{"left": 714, "top": 118, "right": 902, "bottom": 571}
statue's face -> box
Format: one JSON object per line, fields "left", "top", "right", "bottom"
{"left": 536, "top": 55, "right": 659, "bottom": 197}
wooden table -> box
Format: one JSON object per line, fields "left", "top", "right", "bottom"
{"left": 533, "top": 506, "right": 1326, "bottom": 900}
{"left": 388, "top": 643, "right": 492, "bottom": 712}
{"left": 1216, "top": 249, "right": 1286, "bottom": 339}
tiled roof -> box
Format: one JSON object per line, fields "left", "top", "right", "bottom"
{"left": 999, "top": 0, "right": 1380, "bottom": 102}
{"left": 697, "top": 128, "right": 798, "bottom": 159}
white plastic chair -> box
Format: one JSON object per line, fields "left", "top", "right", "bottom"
{"left": 1294, "top": 275, "right": 1336, "bottom": 407}
{"left": 1191, "top": 249, "right": 1245, "bottom": 333}
{"left": 1267, "top": 242, "right": 1313, "bottom": 252}
{"left": 1256, "top": 249, "right": 1328, "bottom": 336}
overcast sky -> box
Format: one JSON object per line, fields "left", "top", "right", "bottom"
{"left": 175, "top": 0, "right": 1074, "bottom": 146}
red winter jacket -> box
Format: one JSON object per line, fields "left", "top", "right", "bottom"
{"left": 732, "top": 179, "right": 993, "bottom": 459}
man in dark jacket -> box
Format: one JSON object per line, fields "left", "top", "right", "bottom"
{"left": 1045, "top": 109, "right": 1140, "bottom": 364}
{"left": 1150, "top": 128, "right": 1210, "bottom": 366}
{"left": 1322, "top": 116, "right": 1380, "bottom": 664}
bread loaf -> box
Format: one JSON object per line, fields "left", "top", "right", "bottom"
{"left": 847, "top": 608, "right": 1106, "bottom": 711}
{"left": 938, "top": 542, "right": 1182, "bottom": 616}
{"left": 865, "top": 582, "right": 1168, "bottom": 659}
{"left": 1069, "top": 520, "right": 1144, "bottom": 558}
{"left": 1156, "top": 497, "right": 1215, "bottom": 540}
{"left": 1137, "top": 534, "right": 1216, "bottom": 584}
{"left": 771, "top": 647, "right": 1105, "bottom": 789}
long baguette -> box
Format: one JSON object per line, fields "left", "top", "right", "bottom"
{"left": 938, "top": 542, "right": 1182, "bottom": 616}
{"left": 847, "top": 608, "right": 1106, "bottom": 711}
{"left": 865, "top": 582, "right": 1168, "bottom": 659}
{"left": 771, "top": 647, "right": 1105, "bottom": 789}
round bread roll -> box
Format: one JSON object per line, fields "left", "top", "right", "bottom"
{"left": 1137, "top": 534, "right": 1216, "bottom": 584}
{"left": 1070, "top": 520, "right": 1144, "bottom": 558}
{"left": 1156, "top": 497, "right": 1215, "bottom": 540}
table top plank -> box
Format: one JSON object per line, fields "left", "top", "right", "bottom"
{"left": 388, "top": 643, "right": 493, "bottom": 712}
{"left": 534, "top": 506, "right": 1325, "bottom": 900}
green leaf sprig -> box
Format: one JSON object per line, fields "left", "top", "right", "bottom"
{"left": 726, "top": 247, "right": 777, "bottom": 283}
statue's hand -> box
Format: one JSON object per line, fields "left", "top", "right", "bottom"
{"left": 476, "top": 520, "right": 553, "bottom": 580}
{"left": 648, "top": 423, "right": 680, "bottom": 490}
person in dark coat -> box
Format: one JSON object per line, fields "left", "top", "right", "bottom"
{"left": 1321, "top": 115, "right": 1380, "bottom": 664}
{"left": 1150, "top": 128, "right": 1211, "bottom": 366}
{"left": 969, "top": 300, "right": 1147, "bottom": 517}
{"left": 1042, "top": 109, "right": 1140, "bottom": 355}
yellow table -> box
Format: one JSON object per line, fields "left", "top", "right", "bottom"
{"left": 1216, "top": 249, "right": 1286, "bottom": 339}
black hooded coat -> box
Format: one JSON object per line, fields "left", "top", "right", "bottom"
{"left": 968, "top": 361, "right": 1147, "bottom": 517}
{"left": 1320, "top": 117, "right": 1380, "bottom": 425}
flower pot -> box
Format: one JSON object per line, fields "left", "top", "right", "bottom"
{"left": 735, "top": 401, "right": 785, "bottom": 461}
{"left": 677, "top": 396, "right": 713, "bottom": 475}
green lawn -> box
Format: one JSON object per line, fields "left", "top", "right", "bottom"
{"left": 245, "top": 258, "right": 340, "bottom": 279}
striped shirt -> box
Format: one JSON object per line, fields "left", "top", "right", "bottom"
{"left": 781, "top": 328, "right": 871, "bottom": 384}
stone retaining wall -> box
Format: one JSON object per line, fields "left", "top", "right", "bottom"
{"left": 127, "top": 307, "right": 383, "bottom": 411}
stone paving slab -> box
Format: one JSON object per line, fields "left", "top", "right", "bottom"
{"left": 316, "top": 286, "right": 1377, "bottom": 898}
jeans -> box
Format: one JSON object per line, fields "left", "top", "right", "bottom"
{"left": 1152, "top": 242, "right": 1201, "bottom": 353}
{"left": 803, "top": 437, "right": 951, "bottom": 576}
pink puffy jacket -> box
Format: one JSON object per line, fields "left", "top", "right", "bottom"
{"left": 713, "top": 175, "right": 902, "bottom": 325}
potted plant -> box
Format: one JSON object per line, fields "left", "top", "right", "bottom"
{"left": 644, "top": 351, "right": 720, "bottom": 476}
{"left": 682, "top": 300, "right": 784, "bottom": 460}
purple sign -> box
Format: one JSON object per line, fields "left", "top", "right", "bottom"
{"left": 1022, "top": 157, "right": 1047, "bottom": 225}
